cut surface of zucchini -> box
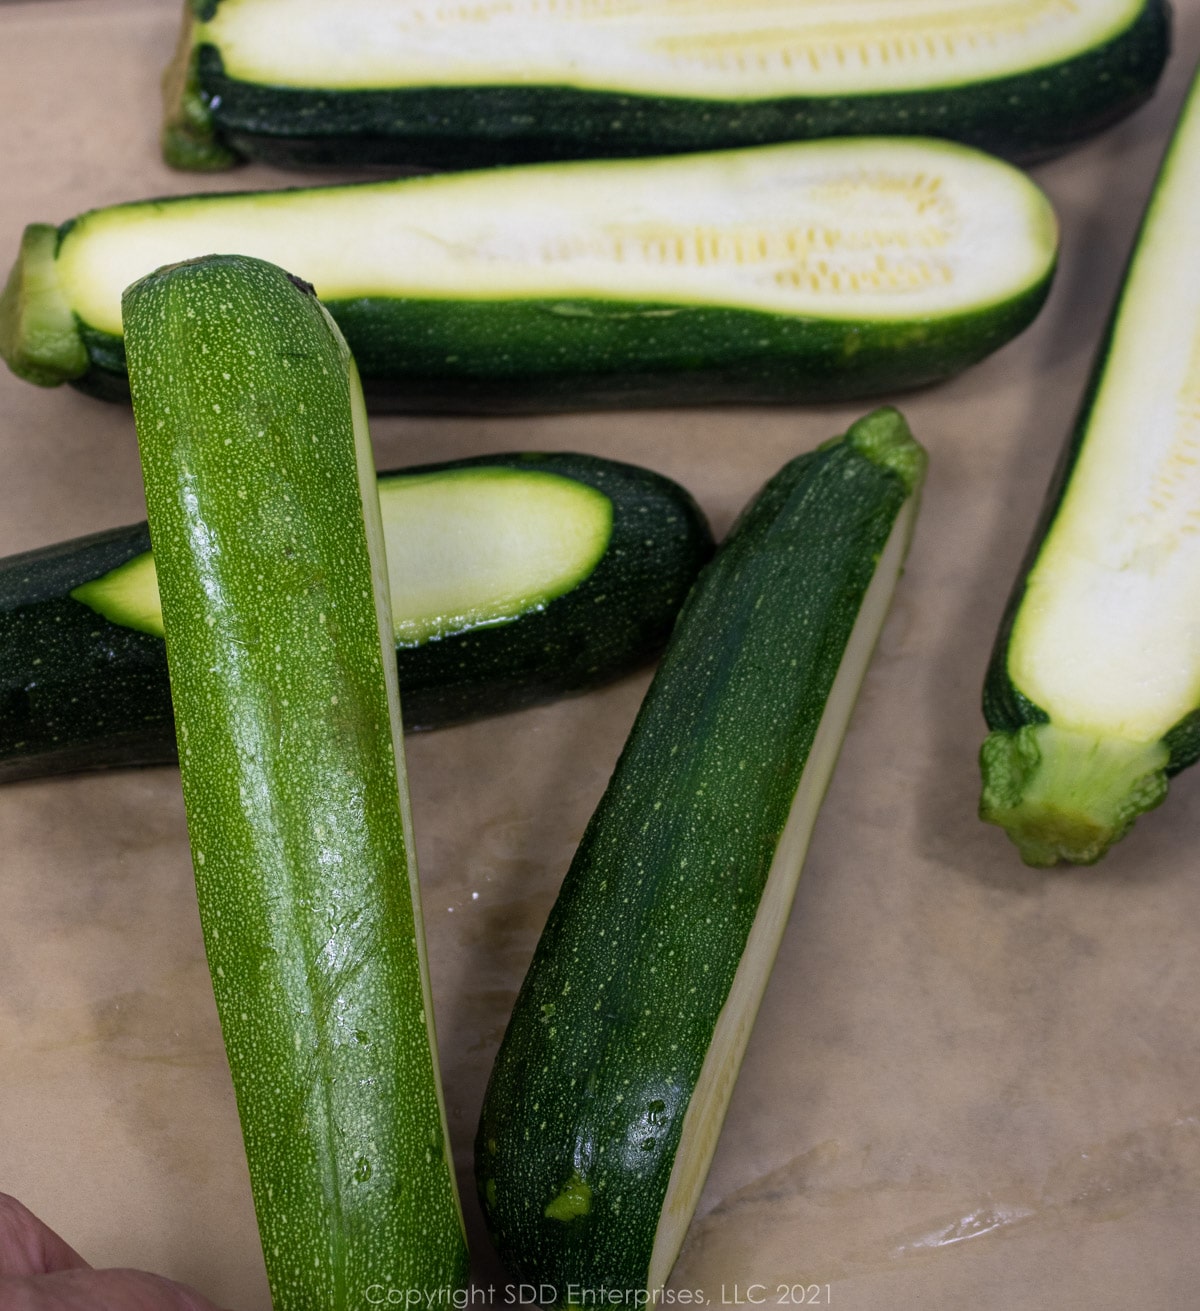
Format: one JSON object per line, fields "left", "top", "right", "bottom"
{"left": 58, "top": 143, "right": 1056, "bottom": 332}
{"left": 164, "top": 0, "right": 1169, "bottom": 169}
{"left": 981, "top": 66, "right": 1200, "bottom": 866}
{"left": 202, "top": 0, "right": 1144, "bottom": 97}
{"left": 1, "top": 141, "right": 1059, "bottom": 411}
{"left": 74, "top": 466, "right": 613, "bottom": 644}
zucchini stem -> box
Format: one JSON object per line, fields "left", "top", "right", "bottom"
{"left": 0, "top": 225, "right": 88, "bottom": 386}
{"left": 842, "top": 405, "right": 928, "bottom": 494}
{"left": 979, "top": 723, "right": 1169, "bottom": 866}
{"left": 161, "top": 9, "right": 239, "bottom": 170}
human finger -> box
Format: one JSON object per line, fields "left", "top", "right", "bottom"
{"left": 0, "top": 1194, "right": 89, "bottom": 1275}
{"left": 0, "top": 1266, "right": 233, "bottom": 1311}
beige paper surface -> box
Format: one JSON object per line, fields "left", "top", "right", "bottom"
{"left": 2, "top": 3, "right": 1199, "bottom": 1307}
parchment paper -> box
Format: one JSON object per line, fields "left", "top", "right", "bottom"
{"left": 2, "top": 3, "right": 1199, "bottom": 1307}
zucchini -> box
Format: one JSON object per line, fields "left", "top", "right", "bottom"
{"left": 476, "top": 408, "right": 926, "bottom": 1302}
{"left": 124, "top": 254, "right": 468, "bottom": 1305}
{"left": 163, "top": 0, "right": 1170, "bottom": 170}
{"left": 0, "top": 139, "right": 1058, "bottom": 412}
{"left": 0, "top": 452, "right": 710, "bottom": 783}
{"left": 980, "top": 65, "right": 1200, "bottom": 867}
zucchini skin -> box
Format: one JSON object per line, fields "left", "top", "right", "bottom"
{"left": 126, "top": 254, "right": 468, "bottom": 1306}
{"left": 58, "top": 287, "right": 1056, "bottom": 414}
{"left": 0, "top": 452, "right": 711, "bottom": 783}
{"left": 172, "top": 4, "right": 1170, "bottom": 170}
{"left": 476, "top": 413, "right": 922, "bottom": 1300}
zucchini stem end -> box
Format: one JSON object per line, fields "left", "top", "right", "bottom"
{"left": 979, "top": 723, "right": 1169, "bottom": 867}
{"left": 0, "top": 224, "right": 88, "bottom": 387}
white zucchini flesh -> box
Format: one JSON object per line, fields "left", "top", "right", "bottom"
{"left": 72, "top": 467, "right": 613, "bottom": 644}
{"left": 383, "top": 468, "right": 612, "bottom": 645}
{"left": 57, "top": 141, "right": 1056, "bottom": 338}
{"left": 1007, "top": 76, "right": 1200, "bottom": 747}
{"left": 648, "top": 493, "right": 916, "bottom": 1289}
{"left": 202, "top": 0, "right": 1144, "bottom": 99}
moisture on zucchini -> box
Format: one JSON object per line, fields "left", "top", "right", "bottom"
{"left": 124, "top": 253, "right": 468, "bottom": 1306}
{"left": 0, "top": 139, "right": 1059, "bottom": 412}
{"left": 0, "top": 452, "right": 711, "bottom": 783}
{"left": 163, "top": 0, "right": 1170, "bottom": 170}
{"left": 476, "top": 408, "right": 926, "bottom": 1302}
{"left": 981, "top": 65, "right": 1200, "bottom": 868}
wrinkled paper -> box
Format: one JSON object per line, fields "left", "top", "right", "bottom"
{"left": 2, "top": 3, "right": 1199, "bottom": 1306}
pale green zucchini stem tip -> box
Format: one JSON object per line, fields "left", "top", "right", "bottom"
{"left": 841, "top": 405, "right": 928, "bottom": 494}
{"left": 161, "top": 8, "right": 238, "bottom": 170}
{"left": 0, "top": 224, "right": 88, "bottom": 386}
{"left": 979, "top": 724, "right": 1170, "bottom": 866}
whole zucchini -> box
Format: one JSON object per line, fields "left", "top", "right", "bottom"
{"left": 476, "top": 408, "right": 926, "bottom": 1301}
{"left": 125, "top": 253, "right": 468, "bottom": 1306}
{"left": 0, "top": 140, "right": 1058, "bottom": 411}
{"left": 0, "top": 452, "right": 711, "bottom": 782}
{"left": 981, "top": 63, "right": 1200, "bottom": 866}
{"left": 164, "top": 0, "right": 1169, "bottom": 170}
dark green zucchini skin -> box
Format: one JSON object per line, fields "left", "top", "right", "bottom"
{"left": 475, "top": 421, "right": 916, "bottom": 1300}
{"left": 69, "top": 284, "right": 1053, "bottom": 413}
{"left": 0, "top": 521, "right": 171, "bottom": 779}
{"left": 0, "top": 452, "right": 712, "bottom": 784}
{"left": 183, "top": 4, "right": 1170, "bottom": 170}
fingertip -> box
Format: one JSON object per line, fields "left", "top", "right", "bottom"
{"left": 0, "top": 1193, "right": 91, "bottom": 1275}
{"left": 23, "top": 1266, "right": 236, "bottom": 1310}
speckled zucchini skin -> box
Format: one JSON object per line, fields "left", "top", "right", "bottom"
{"left": 125, "top": 254, "right": 468, "bottom": 1308}
{"left": 476, "top": 413, "right": 922, "bottom": 1301}
{"left": 0, "top": 452, "right": 710, "bottom": 783}
{"left": 0, "top": 518, "right": 169, "bottom": 779}
{"left": 62, "top": 283, "right": 1055, "bottom": 413}
{"left": 173, "top": 2, "right": 1169, "bottom": 170}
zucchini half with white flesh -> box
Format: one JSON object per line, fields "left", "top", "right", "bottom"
{"left": 0, "top": 140, "right": 1058, "bottom": 413}
{"left": 126, "top": 254, "right": 469, "bottom": 1305}
{"left": 0, "top": 452, "right": 712, "bottom": 783}
{"left": 476, "top": 409, "right": 925, "bottom": 1302}
{"left": 981, "top": 66, "right": 1200, "bottom": 868}
{"left": 164, "top": 0, "right": 1170, "bottom": 170}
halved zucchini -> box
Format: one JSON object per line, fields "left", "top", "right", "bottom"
{"left": 0, "top": 140, "right": 1058, "bottom": 411}
{"left": 164, "top": 0, "right": 1170, "bottom": 170}
{"left": 0, "top": 452, "right": 711, "bottom": 783}
{"left": 981, "top": 64, "right": 1200, "bottom": 867}
{"left": 477, "top": 409, "right": 926, "bottom": 1301}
